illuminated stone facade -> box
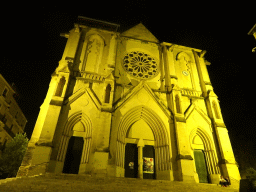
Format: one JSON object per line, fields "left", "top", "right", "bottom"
{"left": 0, "top": 74, "right": 27, "bottom": 155}
{"left": 17, "top": 20, "right": 240, "bottom": 189}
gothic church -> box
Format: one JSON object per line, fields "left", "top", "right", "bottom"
{"left": 17, "top": 17, "right": 240, "bottom": 188}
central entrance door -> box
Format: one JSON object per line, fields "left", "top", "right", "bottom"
{"left": 125, "top": 143, "right": 138, "bottom": 178}
{"left": 143, "top": 145, "right": 155, "bottom": 179}
{"left": 63, "top": 136, "right": 84, "bottom": 174}
{"left": 194, "top": 149, "right": 209, "bottom": 183}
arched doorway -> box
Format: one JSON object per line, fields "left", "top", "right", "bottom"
{"left": 192, "top": 134, "right": 209, "bottom": 183}
{"left": 63, "top": 136, "right": 84, "bottom": 174}
{"left": 57, "top": 112, "right": 92, "bottom": 174}
{"left": 116, "top": 106, "right": 171, "bottom": 180}
{"left": 124, "top": 119, "right": 156, "bottom": 179}
{"left": 190, "top": 129, "right": 221, "bottom": 184}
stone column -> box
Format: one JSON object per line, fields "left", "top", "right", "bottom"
{"left": 138, "top": 146, "right": 143, "bottom": 179}
{"left": 165, "top": 44, "right": 177, "bottom": 85}
{"left": 107, "top": 33, "right": 117, "bottom": 70}
{"left": 162, "top": 43, "right": 195, "bottom": 182}
{"left": 137, "top": 138, "right": 144, "bottom": 179}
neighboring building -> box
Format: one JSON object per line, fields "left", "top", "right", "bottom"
{"left": 0, "top": 74, "right": 27, "bottom": 154}
{"left": 18, "top": 17, "right": 240, "bottom": 189}
{"left": 248, "top": 23, "right": 256, "bottom": 52}
{"left": 248, "top": 23, "right": 256, "bottom": 40}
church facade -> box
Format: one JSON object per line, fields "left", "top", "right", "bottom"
{"left": 17, "top": 18, "right": 240, "bottom": 188}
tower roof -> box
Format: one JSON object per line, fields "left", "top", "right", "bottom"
{"left": 120, "top": 23, "right": 159, "bottom": 43}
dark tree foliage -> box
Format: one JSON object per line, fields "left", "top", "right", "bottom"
{"left": 0, "top": 133, "right": 29, "bottom": 177}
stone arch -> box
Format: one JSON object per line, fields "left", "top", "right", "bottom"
{"left": 176, "top": 51, "right": 191, "bottom": 62}
{"left": 190, "top": 128, "right": 220, "bottom": 175}
{"left": 81, "top": 34, "right": 104, "bottom": 73}
{"left": 116, "top": 106, "right": 171, "bottom": 172}
{"left": 57, "top": 111, "right": 92, "bottom": 165}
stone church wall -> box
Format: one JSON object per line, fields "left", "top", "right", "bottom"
{"left": 17, "top": 21, "right": 240, "bottom": 189}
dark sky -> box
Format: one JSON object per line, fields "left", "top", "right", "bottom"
{"left": 1, "top": 3, "right": 256, "bottom": 170}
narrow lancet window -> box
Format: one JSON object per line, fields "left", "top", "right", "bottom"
{"left": 82, "top": 34, "right": 104, "bottom": 73}
{"left": 213, "top": 101, "right": 220, "bottom": 119}
{"left": 55, "top": 76, "right": 66, "bottom": 97}
{"left": 175, "top": 95, "right": 181, "bottom": 114}
{"left": 105, "top": 84, "right": 111, "bottom": 103}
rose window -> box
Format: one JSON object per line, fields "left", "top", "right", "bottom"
{"left": 122, "top": 51, "right": 159, "bottom": 79}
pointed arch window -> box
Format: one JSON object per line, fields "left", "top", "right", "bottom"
{"left": 175, "top": 94, "right": 181, "bottom": 114}
{"left": 212, "top": 101, "right": 220, "bottom": 119}
{"left": 82, "top": 34, "right": 104, "bottom": 73}
{"left": 55, "top": 76, "right": 66, "bottom": 97}
{"left": 105, "top": 84, "right": 111, "bottom": 103}
{"left": 2, "top": 88, "right": 8, "bottom": 97}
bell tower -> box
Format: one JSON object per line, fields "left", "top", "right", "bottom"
{"left": 17, "top": 17, "right": 119, "bottom": 177}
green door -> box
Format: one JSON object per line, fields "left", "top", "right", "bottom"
{"left": 194, "top": 150, "right": 209, "bottom": 183}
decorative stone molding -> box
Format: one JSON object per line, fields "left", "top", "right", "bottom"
{"left": 219, "top": 159, "right": 229, "bottom": 164}
{"left": 215, "top": 122, "right": 226, "bottom": 128}
{"left": 35, "top": 141, "right": 53, "bottom": 147}
{"left": 176, "top": 154, "right": 193, "bottom": 160}
{"left": 122, "top": 50, "right": 159, "bottom": 79}
{"left": 56, "top": 112, "right": 92, "bottom": 164}
{"left": 181, "top": 89, "right": 202, "bottom": 98}
{"left": 175, "top": 116, "right": 186, "bottom": 122}
{"left": 115, "top": 106, "right": 171, "bottom": 172}
{"left": 72, "top": 72, "right": 105, "bottom": 82}
{"left": 204, "top": 81, "right": 211, "bottom": 85}
{"left": 50, "top": 96, "right": 64, "bottom": 106}
{"left": 189, "top": 128, "right": 220, "bottom": 175}
{"left": 170, "top": 75, "right": 178, "bottom": 80}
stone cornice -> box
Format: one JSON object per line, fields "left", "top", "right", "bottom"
{"left": 72, "top": 71, "right": 105, "bottom": 82}
{"left": 161, "top": 42, "right": 202, "bottom": 52}
{"left": 181, "top": 88, "right": 203, "bottom": 98}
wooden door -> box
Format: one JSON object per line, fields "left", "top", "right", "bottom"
{"left": 63, "top": 136, "right": 84, "bottom": 174}
{"left": 194, "top": 150, "right": 209, "bottom": 183}
{"left": 125, "top": 143, "right": 138, "bottom": 178}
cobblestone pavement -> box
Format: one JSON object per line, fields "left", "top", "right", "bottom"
{"left": 0, "top": 173, "right": 239, "bottom": 192}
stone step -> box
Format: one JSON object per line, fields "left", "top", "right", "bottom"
{"left": 0, "top": 173, "right": 238, "bottom": 192}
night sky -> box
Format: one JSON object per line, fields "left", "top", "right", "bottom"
{"left": 1, "top": 3, "right": 256, "bottom": 173}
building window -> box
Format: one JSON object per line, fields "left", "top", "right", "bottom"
{"left": 122, "top": 51, "right": 159, "bottom": 79}
{"left": 82, "top": 34, "right": 104, "bottom": 73}
{"left": 55, "top": 76, "right": 66, "bottom": 97}
{"left": 175, "top": 95, "right": 181, "bottom": 114}
{"left": 212, "top": 101, "right": 220, "bottom": 119}
{"left": 105, "top": 84, "right": 111, "bottom": 103}
{"left": 10, "top": 124, "right": 13, "bottom": 131}
{"left": 2, "top": 115, "right": 7, "bottom": 124}
{"left": 2, "top": 88, "right": 8, "bottom": 97}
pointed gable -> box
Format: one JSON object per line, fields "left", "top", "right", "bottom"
{"left": 121, "top": 23, "right": 159, "bottom": 43}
